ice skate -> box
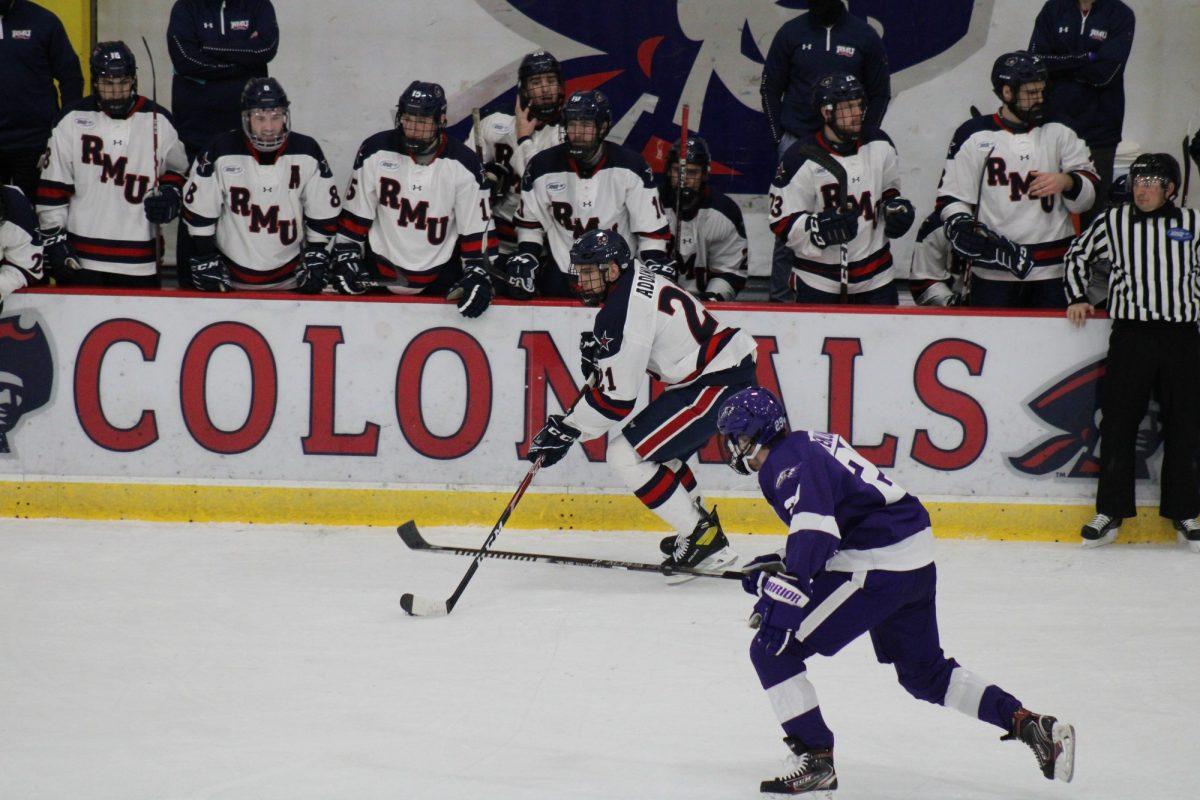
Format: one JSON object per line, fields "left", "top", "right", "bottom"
{"left": 1173, "top": 518, "right": 1200, "bottom": 553}
{"left": 760, "top": 737, "right": 837, "bottom": 796}
{"left": 1080, "top": 513, "right": 1119, "bottom": 548}
{"left": 1002, "top": 708, "right": 1075, "bottom": 782}
{"left": 661, "top": 504, "right": 738, "bottom": 583}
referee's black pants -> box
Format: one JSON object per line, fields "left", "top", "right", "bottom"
{"left": 1097, "top": 321, "right": 1200, "bottom": 520}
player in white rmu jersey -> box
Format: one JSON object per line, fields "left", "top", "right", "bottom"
{"left": 0, "top": 188, "right": 44, "bottom": 306}
{"left": 508, "top": 90, "right": 671, "bottom": 299}
{"left": 465, "top": 51, "right": 565, "bottom": 262}
{"left": 36, "top": 42, "right": 188, "bottom": 288}
{"left": 768, "top": 74, "right": 915, "bottom": 305}
{"left": 937, "top": 51, "right": 1098, "bottom": 308}
{"left": 332, "top": 81, "right": 495, "bottom": 318}
{"left": 183, "top": 78, "right": 340, "bottom": 293}
{"left": 526, "top": 230, "right": 759, "bottom": 576}
{"left": 659, "top": 135, "right": 748, "bottom": 301}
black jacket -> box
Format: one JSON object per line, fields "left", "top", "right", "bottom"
{"left": 0, "top": 0, "right": 83, "bottom": 150}
{"left": 760, "top": 9, "right": 890, "bottom": 144}
{"left": 168, "top": 0, "right": 279, "bottom": 153}
{"left": 1029, "top": 0, "right": 1135, "bottom": 149}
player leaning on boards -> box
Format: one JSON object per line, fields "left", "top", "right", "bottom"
{"left": 716, "top": 388, "right": 1075, "bottom": 796}
{"left": 508, "top": 90, "right": 672, "bottom": 298}
{"left": 657, "top": 135, "right": 748, "bottom": 302}
{"left": 332, "top": 81, "right": 496, "bottom": 318}
{"left": 182, "top": 77, "right": 340, "bottom": 293}
{"left": 525, "top": 229, "right": 758, "bottom": 575}
{"left": 938, "top": 51, "right": 1098, "bottom": 309}
{"left": 1065, "top": 153, "right": 1200, "bottom": 553}
{"left": 466, "top": 50, "right": 566, "bottom": 268}
{"left": 768, "top": 73, "right": 915, "bottom": 305}
{"left": 0, "top": 186, "right": 44, "bottom": 309}
{"left": 36, "top": 42, "right": 188, "bottom": 289}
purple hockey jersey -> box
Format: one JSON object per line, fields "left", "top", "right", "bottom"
{"left": 758, "top": 431, "right": 935, "bottom": 590}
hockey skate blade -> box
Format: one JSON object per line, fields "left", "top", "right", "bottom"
{"left": 664, "top": 548, "right": 739, "bottom": 585}
{"left": 400, "top": 593, "right": 449, "bottom": 617}
{"left": 1052, "top": 722, "right": 1076, "bottom": 783}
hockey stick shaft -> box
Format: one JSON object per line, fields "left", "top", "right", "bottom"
{"left": 795, "top": 144, "right": 850, "bottom": 301}
{"left": 670, "top": 105, "right": 690, "bottom": 261}
{"left": 141, "top": 37, "right": 162, "bottom": 270}
{"left": 1183, "top": 135, "right": 1192, "bottom": 207}
{"left": 397, "top": 521, "right": 743, "bottom": 580}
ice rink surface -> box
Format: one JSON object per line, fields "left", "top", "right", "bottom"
{"left": 1, "top": 518, "right": 1197, "bottom": 800}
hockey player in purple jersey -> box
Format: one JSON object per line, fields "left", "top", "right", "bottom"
{"left": 716, "top": 387, "right": 1075, "bottom": 795}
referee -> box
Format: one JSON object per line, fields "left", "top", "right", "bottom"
{"left": 1065, "top": 153, "right": 1200, "bottom": 552}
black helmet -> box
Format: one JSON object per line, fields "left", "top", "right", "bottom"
{"left": 563, "top": 90, "right": 611, "bottom": 162}
{"left": 241, "top": 77, "right": 290, "bottom": 152}
{"left": 518, "top": 50, "right": 564, "bottom": 122}
{"left": 568, "top": 229, "right": 631, "bottom": 306}
{"left": 90, "top": 41, "right": 138, "bottom": 118}
{"left": 664, "top": 135, "right": 711, "bottom": 209}
{"left": 1129, "top": 153, "right": 1182, "bottom": 200}
{"left": 396, "top": 81, "right": 447, "bottom": 156}
{"left": 812, "top": 73, "right": 867, "bottom": 141}
{"left": 991, "top": 51, "right": 1047, "bottom": 125}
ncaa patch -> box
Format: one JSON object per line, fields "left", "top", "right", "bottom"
{"left": 222, "top": 165, "right": 245, "bottom": 175}
{"left": 379, "top": 160, "right": 401, "bottom": 171}
{"left": 546, "top": 180, "right": 567, "bottom": 194}
{"left": 1167, "top": 228, "right": 1194, "bottom": 242}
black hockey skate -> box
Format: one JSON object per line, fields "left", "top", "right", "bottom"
{"left": 760, "top": 737, "right": 837, "bottom": 796}
{"left": 1173, "top": 518, "right": 1200, "bottom": 553}
{"left": 1080, "top": 513, "right": 1120, "bottom": 548}
{"left": 661, "top": 504, "right": 737, "bottom": 583}
{"left": 1002, "top": 708, "right": 1075, "bottom": 782}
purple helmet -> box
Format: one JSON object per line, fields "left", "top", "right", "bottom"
{"left": 716, "top": 388, "right": 789, "bottom": 475}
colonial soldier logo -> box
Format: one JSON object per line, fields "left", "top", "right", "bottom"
{"left": 0, "top": 316, "right": 54, "bottom": 455}
{"left": 1010, "top": 358, "right": 1162, "bottom": 480}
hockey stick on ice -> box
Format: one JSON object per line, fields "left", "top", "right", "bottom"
{"left": 399, "top": 379, "right": 593, "bottom": 616}
{"left": 397, "top": 521, "right": 744, "bottom": 581}
{"left": 795, "top": 144, "right": 851, "bottom": 302}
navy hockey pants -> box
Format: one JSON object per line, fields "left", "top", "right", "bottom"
{"left": 749, "top": 564, "right": 1022, "bottom": 749}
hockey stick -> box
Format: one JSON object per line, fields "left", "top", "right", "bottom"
{"left": 141, "top": 37, "right": 162, "bottom": 269}
{"left": 398, "top": 521, "right": 744, "bottom": 581}
{"left": 670, "top": 104, "right": 690, "bottom": 263}
{"left": 1183, "top": 134, "right": 1192, "bottom": 207}
{"left": 795, "top": 145, "right": 850, "bottom": 302}
{"left": 953, "top": 145, "right": 996, "bottom": 305}
{"left": 399, "top": 379, "right": 593, "bottom": 616}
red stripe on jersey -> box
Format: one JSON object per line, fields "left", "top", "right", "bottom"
{"left": 72, "top": 240, "right": 156, "bottom": 259}
{"left": 641, "top": 229, "right": 671, "bottom": 240}
{"left": 36, "top": 184, "right": 73, "bottom": 201}
{"left": 634, "top": 385, "right": 724, "bottom": 458}
{"left": 160, "top": 171, "right": 186, "bottom": 187}
{"left": 339, "top": 214, "right": 370, "bottom": 237}
{"left": 228, "top": 256, "right": 301, "bottom": 285}
{"left": 586, "top": 385, "right": 634, "bottom": 420}
{"left": 677, "top": 327, "right": 735, "bottom": 386}
{"left": 771, "top": 213, "right": 799, "bottom": 238}
{"left": 635, "top": 466, "right": 678, "bottom": 509}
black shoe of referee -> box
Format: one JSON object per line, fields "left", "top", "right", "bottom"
{"left": 1081, "top": 514, "right": 1120, "bottom": 548}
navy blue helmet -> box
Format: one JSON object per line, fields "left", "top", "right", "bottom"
{"left": 241, "top": 77, "right": 290, "bottom": 152}
{"left": 991, "top": 51, "right": 1047, "bottom": 124}
{"left": 396, "top": 81, "right": 447, "bottom": 156}
{"left": 813, "top": 73, "right": 867, "bottom": 141}
{"left": 568, "top": 229, "right": 631, "bottom": 305}
{"left": 90, "top": 41, "right": 138, "bottom": 118}
{"left": 518, "top": 50, "right": 564, "bottom": 121}
{"left": 665, "top": 135, "right": 712, "bottom": 208}
{"left": 717, "top": 388, "right": 790, "bottom": 475}
{"left": 563, "top": 90, "right": 611, "bottom": 162}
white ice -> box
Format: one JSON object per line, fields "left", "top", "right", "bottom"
{"left": 1, "top": 519, "right": 1197, "bottom": 800}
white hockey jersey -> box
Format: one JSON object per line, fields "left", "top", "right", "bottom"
{"left": 465, "top": 111, "right": 563, "bottom": 252}
{"left": 37, "top": 96, "right": 188, "bottom": 276}
{"left": 0, "top": 187, "right": 44, "bottom": 301}
{"left": 661, "top": 186, "right": 748, "bottom": 301}
{"left": 563, "top": 261, "right": 758, "bottom": 442}
{"left": 937, "top": 112, "right": 1098, "bottom": 282}
{"left": 183, "top": 131, "right": 340, "bottom": 290}
{"left": 338, "top": 130, "right": 493, "bottom": 292}
{"left": 516, "top": 142, "right": 670, "bottom": 275}
{"left": 768, "top": 130, "right": 901, "bottom": 295}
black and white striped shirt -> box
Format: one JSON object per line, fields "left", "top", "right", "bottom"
{"left": 1065, "top": 203, "right": 1200, "bottom": 322}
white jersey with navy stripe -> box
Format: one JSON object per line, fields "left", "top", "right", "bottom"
{"left": 465, "top": 111, "right": 563, "bottom": 250}
{"left": 664, "top": 188, "right": 748, "bottom": 301}
{"left": 937, "top": 112, "right": 1097, "bottom": 282}
{"left": 183, "top": 130, "right": 340, "bottom": 289}
{"left": 563, "top": 260, "right": 758, "bottom": 441}
{"left": 0, "top": 187, "right": 44, "bottom": 300}
{"left": 37, "top": 96, "right": 188, "bottom": 276}
{"left": 768, "top": 130, "right": 901, "bottom": 294}
{"left": 337, "top": 130, "right": 493, "bottom": 291}
{"left": 516, "top": 142, "right": 670, "bottom": 273}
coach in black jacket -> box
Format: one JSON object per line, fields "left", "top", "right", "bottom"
{"left": 167, "top": 0, "right": 279, "bottom": 159}
{"left": 0, "top": 0, "right": 83, "bottom": 199}
{"left": 1029, "top": 0, "right": 1135, "bottom": 226}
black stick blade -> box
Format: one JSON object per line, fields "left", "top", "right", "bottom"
{"left": 400, "top": 592, "right": 450, "bottom": 617}
{"left": 397, "top": 521, "right": 430, "bottom": 550}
